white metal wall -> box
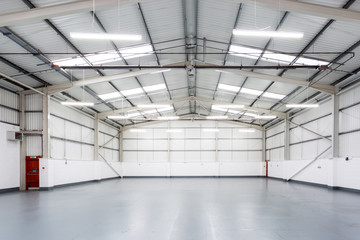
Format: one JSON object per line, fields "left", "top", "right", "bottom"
{"left": 122, "top": 121, "right": 263, "bottom": 163}
{"left": 0, "top": 88, "right": 19, "bottom": 125}
{"left": 289, "top": 100, "right": 332, "bottom": 160}
{"left": 265, "top": 123, "right": 285, "bottom": 161}
{"left": 266, "top": 84, "right": 360, "bottom": 161}
{"left": 266, "top": 100, "right": 332, "bottom": 161}
{"left": 50, "top": 100, "right": 119, "bottom": 161}
{"left": 25, "top": 94, "right": 43, "bottom": 156}
{"left": 339, "top": 85, "right": 360, "bottom": 157}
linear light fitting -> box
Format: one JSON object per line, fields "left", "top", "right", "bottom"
{"left": 254, "top": 115, "right": 277, "bottom": 120}
{"left": 166, "top": 129, "right": 183, "bottom": 133}
{"left": 158, "top": 116, "right": 179, "bottom": 120}
{"left": 212, "top": 104, "right": 244, "bottom": 109}
{"left": 107, "top": 115, "right": 129, "bottom": 120}
{"left": 99, "top": 92, "right": 122, "bottom": 101}
{"left": 238, "top": 129, "right": 255, "bottom": 133}
{"left": 286, "top": 104, "right": 319, "bottom": 108}
{"left": 61, "top": 102, "right": 94, "bottom": 106}
{"left": 206, "top": 116, "right": 229, "bottom": 120}
{"left": 138, "top": 104, "right": 171, "bottom": 108}
{"left": 70, "top": 32, "right": 142, "bottom": 41}
{"left": 129, "top": 129, "right": 147, "bottom": 133}
{"left": 202, "top": 129, "right": 220, "bottom": 132}
{"left": 233, "top": 30, "right": 304, "bottom": 39}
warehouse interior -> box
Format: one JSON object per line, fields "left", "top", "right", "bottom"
{"left": 1, "top": 0, "right": 360, "bottom": 239}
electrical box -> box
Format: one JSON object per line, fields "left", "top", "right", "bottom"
{"left": 7, "top": 131, "right": 23, "bottom": 141}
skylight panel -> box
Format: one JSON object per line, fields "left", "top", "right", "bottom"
{"left": 98, "top": 92, "right": 122, "bottom": 100}
{"left": 120, "top": 44, "right": 153, "bottom": 59}
{"left": 212, "top": 106, "right": 240, "bottom": 114}
{"left": 120, "top": 88, "right": 144, "bottom": 96}
{"left": 53, "top": 44, "right": 154, "bottom": 66}
{"left": 240, "top": 87, "right": 263, "bottom": 96}
{"left": 143, "top": 84, "right": 166, "bottom": 93}
{"left": 229, "top": 44, "right": 329, "bottom": 66}
{"left": 218, "top": 83, "right": 240, "bottom": 92}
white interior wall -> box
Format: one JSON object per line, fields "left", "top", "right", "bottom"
{"left": 266, "top": 85, "right": 360, "bottom": 190}
{"left": 121, "top": 120, "right": 264, "bottom": 177}
{"left": 0, "top": 122, "right": 20, "bottom": 190}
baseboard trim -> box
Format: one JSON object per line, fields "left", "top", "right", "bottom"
{"left": 267, "top": 176, "right": 360, "bottom": 193}
{"left": 0, "top": 187, "right": 19, "bottom": 194}
{"left": 40, "top": 176, "right": 121, "bottom": 191}
{"left": 123, "top": 175, "right": 264, "bottom": 178}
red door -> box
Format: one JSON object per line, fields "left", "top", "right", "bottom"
{"left": 26, "top": 156, "right": 41, "bottom": 190}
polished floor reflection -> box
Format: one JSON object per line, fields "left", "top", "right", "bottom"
{"left": 0, "top": 178, "right": 359, "bottom": 240}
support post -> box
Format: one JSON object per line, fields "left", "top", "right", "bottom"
{"left": 42, "top": 93, "right": 50, "bottom": 158}
{"left": 262, "top": 129, "right": 266, "bottom": 162}
{"left": 284, "top": 114, "right": 290, "bottom": 160}
{"left": 94, "top": 114, "right": 99, "bottom": 161}
{"left": 19, "top": 93, "right": 26, "bottom": 190}
{"left": 332, "top": 90, "right": 340, "bottom": 158}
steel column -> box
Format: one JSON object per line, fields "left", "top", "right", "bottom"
{"left": 94, "top": 114, "right": 99, "bottom": 161}
{"left": 42, "top": 93, "right": 50, "bottom": 158}
{"left": 284, "top": 114, "right": 290, "bottom": 160}
{"left": 19, "top": 93, "right": 26, "bottom": 191}
{"left": 332, "top": 89, "right": 340, "bottom": 158}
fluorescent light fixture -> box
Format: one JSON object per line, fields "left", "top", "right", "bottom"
{"left": 157, "top": 116, "right": 179, "bottom": 120}
{"left": 202, "top": 129, "right": 219, "bottom": 132}
{"left": 218, "top": 83, "right": 240, "bottom": 92}
{"left": 120, "top": 44, "right": 153, "bottom": 59}
{"left": 143, "top": 84, "right": 166, "bottom": 93}
{"left": 61, "top": 102, "right": 94, "bottom": 106}
{"left": 263, "top": 92, "right": 286, "bottom": 100}
{"left": 127, "top": 112, "right": 142, "bottom": 118}
{"left": 166, "top": 129, "right": 183, "bottom": 133}
{"left": 121, "top": 88, "right": 144, "bottom": 97}
{"left": 143, "top": 106, "right": 173, "bottom": 115}
{"left": 212, "top": 104, "right": 244, "bottom": 109}
{"left": 239, "top": 87, "right": 286, "bottom": 100}
{"left": 233, "top": 30, "right": 304, "bottom": 39}
{"left": 138, "top": 104, "right": 171, "bottom": 108}
{"left": 206, "top": 115, "right": 229, "bottom": 120}
{"left": 238, "top": 129, "right": 255, "bottom": 133}
{"left": 229, "top": 45, "right": 329, "bottom": 66}
{"left": 150, "top": 69, "right": 171, "bottom": 74}
{"left": 242, "top": 112, "right": 258, "bottom": 118}
{"left": 129, "top": 129, "right": 147, "bottom": 133}
{"left": 212, "top": 106, "right": 241, "bottom": 114}
{"left": 107, "top": 115, "right": 129, "bottom": 120}
{"left": 98, "top": 92, "right": 122, "bottom": 100}
{"left": 70, "top": 32, "right": 142, "bottom": 41}
{"left": 254, "top": 115, "right": 277, "bottom": 119}
{"left": 286, "top": 104, "right": 319, "bottom": 108}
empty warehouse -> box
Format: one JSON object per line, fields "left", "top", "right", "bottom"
{"left": 1, "top": 0, "right": 360, "bottom": 239}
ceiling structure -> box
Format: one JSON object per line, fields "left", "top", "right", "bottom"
{"left": 0, "top": 0, "right": 360, "bottom": 129}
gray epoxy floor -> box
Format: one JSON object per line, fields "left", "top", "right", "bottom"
{"left": 1, "top": 178, "right": 360, "bottom": 240}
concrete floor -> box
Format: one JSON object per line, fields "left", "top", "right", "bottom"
{"left": 0, "top": 178, "right": 360, "bottom": 240}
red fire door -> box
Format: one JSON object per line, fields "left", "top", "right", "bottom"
{"left": 26, "top": 156, "right": 41, "bottom": 190}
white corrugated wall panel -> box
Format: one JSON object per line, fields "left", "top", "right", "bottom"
{"left": 27, "top": 136, "right": 42, "bottom": 156}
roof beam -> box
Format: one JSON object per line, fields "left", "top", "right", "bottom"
{"left": 0, "top": 0, "right": 141, "bottom": 27}
{"left": 120, "top": 114, "right": 264, "bottom": 131}
{"left": 219, "top": 69, "right": 335, "bottom": 94}
{"left": 21, "top": 69, "right": 164, "bottom": 95}
{"left": 231, "top": 0, "right": 360, "bottom": 23}
{"left": 1, "top": 0, "right": 359, "bottom": 28}
{"left": 97, "top": 96, "right": 286, "bottom": 119}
